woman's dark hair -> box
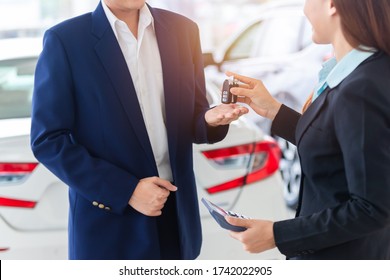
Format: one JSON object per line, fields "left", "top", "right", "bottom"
{"left": 333, "top": 0, "right": 390, "bottom": 55}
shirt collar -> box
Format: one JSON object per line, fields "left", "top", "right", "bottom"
{"left": 314, "top": 48, "right": 375, "bottom": 99}
{"left": 327, "top": 48, "right": 375, "bottom": 89}
{"left": 101, "top": 0, "right": 154, "bottom": 39}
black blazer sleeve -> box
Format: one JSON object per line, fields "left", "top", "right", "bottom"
{"left": 271, "top": 104, "right": 301, "bottom": 145}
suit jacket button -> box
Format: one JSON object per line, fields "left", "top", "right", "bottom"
{"left": 98, "top": 203, "right": 105, "bottom": 209}
{"left": 92, "top": 201, "right": 98, "bottom": 206}
{"left": 105, "top": 206, "right": 111, "bottom": 211}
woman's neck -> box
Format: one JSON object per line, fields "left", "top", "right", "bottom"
{"left": 332, "top": 30, "right": 354, "bottom": 61}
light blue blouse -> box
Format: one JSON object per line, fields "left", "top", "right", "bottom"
{"left": 312, "top": 48, "right": 375, "bottom": 102}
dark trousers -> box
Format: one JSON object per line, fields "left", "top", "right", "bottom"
{"left": 156, "top": 192, "right": 182, "bottom": 260}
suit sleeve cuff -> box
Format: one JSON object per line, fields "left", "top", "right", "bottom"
{"left": 271, "top": 104, "right": 301, "bottom": 145}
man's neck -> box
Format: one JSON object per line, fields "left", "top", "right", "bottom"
{"left": 104, "top": 1, "right": 140, "bottom": 39}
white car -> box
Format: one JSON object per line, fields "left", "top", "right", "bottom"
{"left": 203, "top": 0, "right": 333, "bottom": 209}
{"left": 0, "top": 37, "right": 289, "bottom": 260}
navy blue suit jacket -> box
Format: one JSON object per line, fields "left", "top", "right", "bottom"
{"left": 30, "top": 3, "right": 228, "bottom": 259}
{"left": 271, "top": 51, "right": 390, "bottom": 259}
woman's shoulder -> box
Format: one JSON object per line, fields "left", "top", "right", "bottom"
{"left": 330, "top": 51, "right": 390, "bottom": 109}
{"left": 356, "top": 51, "right": 390, "bottom": 75}
{"left": 341, "top": 51, "right": 390, "bottom": 89}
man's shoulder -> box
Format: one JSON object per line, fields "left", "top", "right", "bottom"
{"left": 151, "top": 7, "right": 197, "bottom": 29}
{"left": 48, "top": 12, "right": 93, "bottom": 34}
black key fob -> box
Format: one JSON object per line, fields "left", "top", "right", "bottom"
{"left": 221, "top": 77, "right": 238, "bottom": 104}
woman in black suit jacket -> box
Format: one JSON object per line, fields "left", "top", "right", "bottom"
{"left": 224, "top": 0, "right": 390, "bottom": 259}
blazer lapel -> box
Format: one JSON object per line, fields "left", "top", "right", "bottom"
{"left": 91, "top": 3, "right": 156, "bottom": 167}
{"left": 150, "top": 7, "right": 181, "bottom": 160}
{"left": 295, "top": 88, "right": 331, "bottom": 145}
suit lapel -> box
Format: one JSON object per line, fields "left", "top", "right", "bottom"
{"left": 91, "top": 3, "right": 156, "bottom": 167}
{"left": 151, "top": 7, "right": 181, "bottom": 161}
{"left": 295, "top": 88, "right": 331, "bottom": 145}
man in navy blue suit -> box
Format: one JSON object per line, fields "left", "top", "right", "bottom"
{"left": 30, "top": 0, "right": 248, "bottom": 260}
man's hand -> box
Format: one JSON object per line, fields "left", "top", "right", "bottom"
{"left": 205, "top": 103, "right": 248, "bottom": 127}
{"left": 129, "top": 176, "right": 177, "bottom": 216}
{"left": 225, "top": 216, "right": 276, "bottom": 253}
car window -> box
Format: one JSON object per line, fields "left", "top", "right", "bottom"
{"left": 224, "top": 21, "right": 263, "bottom": 61}
{"left": 255, "top": 15, "right": 304, "bottom": 57}
{"left": 0, "top": 57, "right": 35, "bottom": 120}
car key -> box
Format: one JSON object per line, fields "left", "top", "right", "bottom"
{"left": 221, "top": 76, "right": 239, "bottom": 104}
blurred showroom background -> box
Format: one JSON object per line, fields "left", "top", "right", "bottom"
{"left": 0, "top": 0, "right": 271, "bottom": 51}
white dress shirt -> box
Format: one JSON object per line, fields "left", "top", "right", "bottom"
{"left": 102, "top": 1, "right": 173, "bottom": 181}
